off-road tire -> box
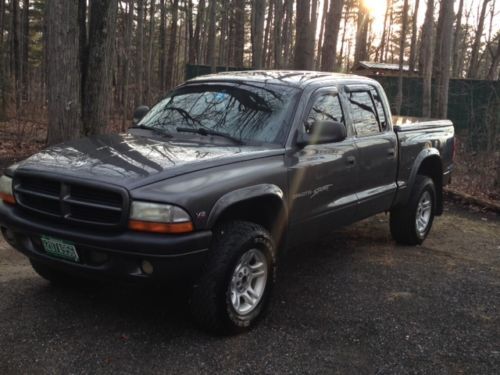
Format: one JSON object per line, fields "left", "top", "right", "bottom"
{"left": 390, "top": 175, "right": 436, "bottom": 245}
{"left": 190, "top": 221, "right": 276, "bottom": 335}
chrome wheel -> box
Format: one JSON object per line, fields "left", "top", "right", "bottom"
{"left": 416, "top": 191, "right": 432, "bottom": 236}
{"left": 229, "top": 248, "right": 268, "bottom": 316}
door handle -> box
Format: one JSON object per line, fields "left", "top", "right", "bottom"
{"left": 346, "top": 156, "right": 356, "bottom": 165}
{"left": 387, "top": 148, "right": 395, "bottom": 157}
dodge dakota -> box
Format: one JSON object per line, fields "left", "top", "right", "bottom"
{"left": 0, "top": 71, "right": 454, "bottom": 334}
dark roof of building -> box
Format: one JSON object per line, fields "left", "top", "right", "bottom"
{"left": 356, "top": 61, "right": 417, "bottom": 72}
{"left": 187, "top": 70, "right": 374, "bottom": 88}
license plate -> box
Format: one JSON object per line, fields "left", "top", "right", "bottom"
{"left": 41, "top": 236, "right": 80, "bottom": 263}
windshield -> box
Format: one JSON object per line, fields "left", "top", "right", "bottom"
{"left": 138, "top": 83, "right": 300, "bottom": 145}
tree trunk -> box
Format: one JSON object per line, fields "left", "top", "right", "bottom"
{"left": 273, "top": 0, "right": 283, "bottom": 68}
{"left": 408, "top": 0, "right": 419, "bottom": 73}
{"left": 82, "top": 0, "right": 118, "bottom": 136}
{"left": 354, "top": 1, "right": 369, "bottom": 66}
{"left": 46, "top": 0, "right": 82, "bottom": 145}
{"left": 12, "top": 0, "right": 21, "bottom": 110}
{"left": 395, "top": 0, "right": 409, "bottom": 115}
{"left": 187, "top": 0, "right": 196, "bottom": 64}
{"left": 251, "top": 0, "right": 266, "bottom": 68}
{"left": 308, "top": 0, "right": 318, "bottom": 68}
{"left": 486, "top": 38, "right": 500, "bottom": 80}
{"left": 232, "top": 0, "right": 245, "bottom": 67}
{"left": 377, "top": 0, "right": 391, "bottom": 62}
{"left": 146, "top": 0, "right": 155, "bottom": 103}
{"left": 135, "top": 0, "right": 144, "bottom": 106}
{"left": 166, "top": 0, "right": 179, "bottom": 86}
{"left": 0, "top": 0, "right": 4, "bottom": 47}
{"left": 78, "top": 0, "right": 88, "bottom": 105}
{"left": 451, "top": 0, "right": 464, "bottom": 77}
{"left": 21, "top": 0, "right": 29, "bottom": 102}
{"left": 467, "top": 0, "right": 491, "bottom": 78}
{"left": 421, "top": 0, "right": 434, "bottom": 117}
{"left": 206, "top": 0, "right": 216, "bottom": 71}
{"left": 122, "top": 0, "right": 134, "bottom": 129}
{"left": 433, "top": 0, "right": 454, "bottom": 118}
{"left": 194, "top": 0, "right": 205, "bottom": 64}
{"left": 218, "top": 0, "right": 229, "bottom": 66}
{"left": 337, "top": 2, "right": 349, "bottom": 70}
{"left": 262, "top": 0, "right": 273, "bottom": 68}
{"left": 316, "top": 0, "right": 328, "bottom": 70}
{"left": 158, "top": 0, "right": 167, "bottom": 90}
{"left": 321, "top": 0, "right": 344, "bottom": 72}
{"left": 294, "top": 0, "right": 311, "bottom": 69}
{"left": 0, "top": 0, "right": 7, "bottom": 120}
{"left": 282, "top": 0, "right": 293, "bottom": 68}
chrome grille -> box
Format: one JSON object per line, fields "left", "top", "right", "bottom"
{"left": 13, "top": 174, "right": 128, "bottom": 227}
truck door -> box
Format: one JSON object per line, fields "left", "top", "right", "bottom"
{"left": 288, "top": 88, "right": 359, "bottom": 241}
{"left": 344, "top": 84, "right": 398, "bottom": 218}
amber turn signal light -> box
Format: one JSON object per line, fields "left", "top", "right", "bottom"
{"left": 128, "top": 220, "right": 194, "bottom": 234}
{"left": 0, "top": 192, "right": 15, "bottom": 205}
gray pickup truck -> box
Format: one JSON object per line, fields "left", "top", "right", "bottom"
{"left": 0, "top": 71, "right": 454, "bottom": 334}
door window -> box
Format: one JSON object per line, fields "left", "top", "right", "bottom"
{"left": 370, "top": 87, "right": 388, "bottom": 131}
{"left": 306, "top": 94, "right": 345, "bottom": 132}
{"left": 307, "top": 94, "right": 345, "bottom": 124}
{"left": 348, "top": 91, "right": 381, "bottom": 137}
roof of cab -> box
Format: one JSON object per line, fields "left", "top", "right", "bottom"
{"left": 186, "top": 70, "right": 375, "bottom": 89}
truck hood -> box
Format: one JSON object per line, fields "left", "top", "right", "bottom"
{"left": 16, "top": 133, "right": 283, "bottom": 189}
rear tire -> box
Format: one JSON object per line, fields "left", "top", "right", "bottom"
{"left": 190, "top": 221, "right": 276, "bottom": 335}
{"left": 390, "top": 175, "right": 436, "bottom": 245}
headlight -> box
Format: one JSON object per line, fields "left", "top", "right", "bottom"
{"left": 0, "top": 175, "right": 15, "bottom": 204}
{"left": 129, "top": 201, "right": 193, "bottom": 234}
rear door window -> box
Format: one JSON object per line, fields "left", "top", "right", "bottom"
{"left": 347, "top": 90, "right": 381, "bottom": 137}
{"left": 370, "top": 87, "right": 388, "bottom": 131}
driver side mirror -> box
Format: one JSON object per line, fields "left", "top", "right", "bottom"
{"left": 132, "top": 105, "right": 150, "bottom": 126}
{"left": 297, "top": 120, "right": 347, "bottom": 147}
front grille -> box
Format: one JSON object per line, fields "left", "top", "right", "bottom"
{"left": 13, "top": 174, "right": 128, "bottom": 228}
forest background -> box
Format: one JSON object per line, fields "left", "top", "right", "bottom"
{"left": 0, "top": 0, "right": 498, "bottom": 205}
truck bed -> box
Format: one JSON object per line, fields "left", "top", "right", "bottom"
{"left": 393, "top": 116, "right": 453, "bottom": 132}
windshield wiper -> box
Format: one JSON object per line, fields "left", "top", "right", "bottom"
{"left": 176, "top": 127, "right": 245, "bottom": 145}
{"left": 130, "top": 124, "right": 173, "bottom": 138}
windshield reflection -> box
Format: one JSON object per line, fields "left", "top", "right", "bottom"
{"left": 139, "top": 83, "right": 300, "bottom": 145}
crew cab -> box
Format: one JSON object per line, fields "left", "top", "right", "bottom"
{"left": 0, "top": 71, "right": 454, "bottom": 334}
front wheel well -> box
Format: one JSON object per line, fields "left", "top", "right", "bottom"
{"left": 212, "top": 196, "right": 288, "bottom": 241}
{"left": 417, "top": 156, "right": 444, "bottom": 215}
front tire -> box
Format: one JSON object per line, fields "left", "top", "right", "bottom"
{"left": 190, "top": 221, "right": 276, "bottom": 335}
{"left": 390, "top": 175, "right": 436, "bottom": 245}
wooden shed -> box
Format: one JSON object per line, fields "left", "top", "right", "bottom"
{"left": 352, "top": 61, "right": 419, "bottom": 77}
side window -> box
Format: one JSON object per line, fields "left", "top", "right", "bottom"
{"left": 348, "top": 90, "right": 381, "bottom": 137}
{"left": 307, "top": 94, "right": 345, "bottom": 128}
{"left": 370, "top": 87, "right": 387, "bottom": 131}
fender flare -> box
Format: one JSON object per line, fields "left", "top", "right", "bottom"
{"left": 396, "top": 147, "right": 443, "bottom": 211}
{"left": 206, "top": 184, "right": 287, "bottom": 228}
{"left": 407, "top": 148, "right": 442, "bottom": 192}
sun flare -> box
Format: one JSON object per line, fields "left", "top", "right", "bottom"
{"left": 362, "top": 0, "right": 388, "bottom": 22}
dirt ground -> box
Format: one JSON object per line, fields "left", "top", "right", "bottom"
{"left": 0, "top": 202, "right": 498, "bottom": 374}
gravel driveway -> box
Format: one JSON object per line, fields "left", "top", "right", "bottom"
{"left": 0, "top": 202, "right": 498, "bottom": 374}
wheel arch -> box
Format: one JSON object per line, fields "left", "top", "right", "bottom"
{"left": 409, "top": 150, "right": 444, "bottom": 215}
{"left": 206, "top": 184, "right": 288, "bottom": 241}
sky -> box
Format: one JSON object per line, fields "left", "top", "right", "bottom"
{"left": 363, "top": 0, "right": 500, "bottom": 42}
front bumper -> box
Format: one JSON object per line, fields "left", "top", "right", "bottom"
{"left": 0, "top": 202, "right": 212, "bottom": 282}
